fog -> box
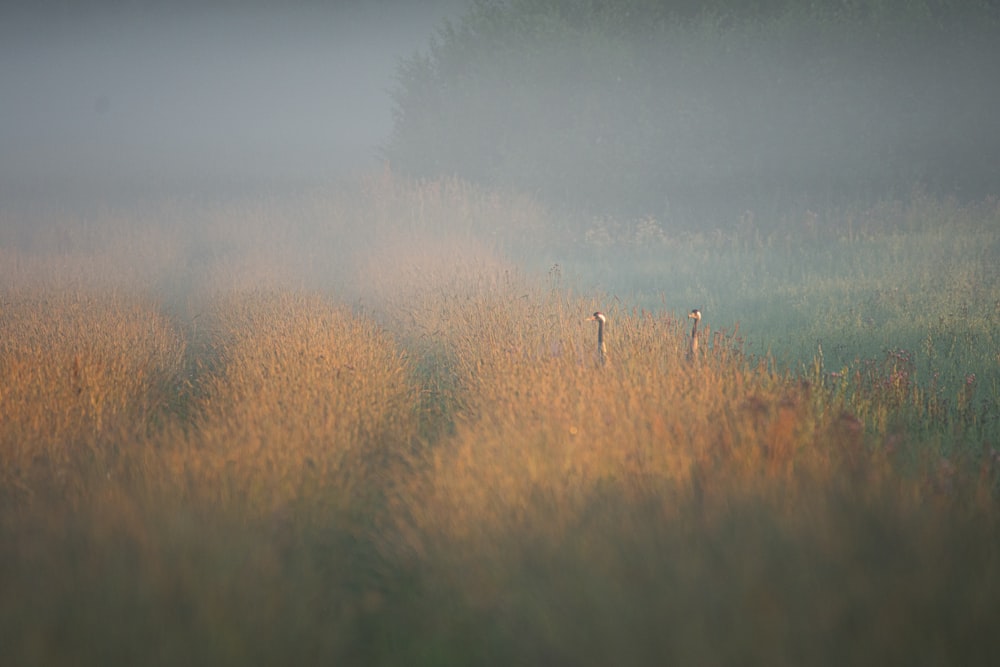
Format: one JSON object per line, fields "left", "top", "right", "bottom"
{"left": 5, "top": 1, "right": 998, "bottom": 220}
{"left": 380, "top": 2, "right": 1000, "bottom": 226}
{"left": 1, "top": 1, "right": 464, "bottom": 205}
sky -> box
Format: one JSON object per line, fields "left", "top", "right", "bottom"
{"left": 1, "top": 1, "right": 465, "bottom": 203}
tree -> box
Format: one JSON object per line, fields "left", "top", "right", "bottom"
{"left": 384, "top": 0, "right": 1000, "bottom": 228}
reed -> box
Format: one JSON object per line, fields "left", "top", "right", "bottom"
{"left": 1, "top": 175, "right": 998, "bottom": 665}
{"left": 382, "top": 276, "right": 1000, "bottom": 665}
{"left": 155, "top": 289, "right": 419, "bottom": 522}
{"left": 0, "top": 288, "right": 185, "bottom": 509}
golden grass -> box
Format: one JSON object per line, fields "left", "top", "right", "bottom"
{"left": 0, "top": 288, "right": 185, "bottom": 509}
{"left": 396, "top": 287, "right": 852, "bottom": 560}
{"left": 1, "top": 175, "right": 998, "bottom": 664}
{"left": 155, "top": 289, "right": 418, "bottom": 521}
{"left": 0, "top": 286, "right": 423, "bottom": 665}
{"left": 374, "top": 270, "right": 998, "bottom": 665}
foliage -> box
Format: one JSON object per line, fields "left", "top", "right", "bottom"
{"left": 385, "top": 0, "right": 1000, "bottom": 227}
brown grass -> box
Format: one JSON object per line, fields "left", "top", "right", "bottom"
{"left": 0, "top": 288, "right": 185, "bottom": 509}
{"left": 1, "top": 174, "right": 998, "bottom": 665}
{"left": 155, "top": 289, "right": 417, "bottom": 521}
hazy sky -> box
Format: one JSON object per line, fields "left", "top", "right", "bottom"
{"left": 1, "top": 1, "right": 464, "bottom": 202}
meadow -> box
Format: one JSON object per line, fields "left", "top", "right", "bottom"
{"left": 1, "top": 171, "right": 999, "bottom": 665}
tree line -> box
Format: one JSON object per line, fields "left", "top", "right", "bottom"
{"left": 384, "top": 0, "right": 1000, "bottom": 227}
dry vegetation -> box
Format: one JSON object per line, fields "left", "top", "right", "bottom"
{"left": 1, "top": 172, "right": 999, "bottom": 665}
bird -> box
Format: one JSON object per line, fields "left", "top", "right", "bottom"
{"left": 687, "top": 308, "right": 702, "bottom": 360}
{"left": 586, "top": 311, "right": 607, "bottom": 366}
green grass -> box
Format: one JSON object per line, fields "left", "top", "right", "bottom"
{"left": 564, "top": 193, "right": 1000, "bottom": 444}
{"left": 1, "top": 173, "right": 998, "bottom": 665}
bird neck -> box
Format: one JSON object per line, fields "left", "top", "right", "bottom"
{"left": 596, "top": 320, "right": 607, "bottom": 365}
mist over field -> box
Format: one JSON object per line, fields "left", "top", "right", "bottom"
{"left": 3, "top": 2, "right": 1000, "bottom": 665}
{"left": 382, "top": 0, "right": 1000, "bottom": 224}
{"left": 1, "top": 0, "right": 463, "bottom": 204}
{"left": 4, "top": 0, "right": 998, "bottom": 221}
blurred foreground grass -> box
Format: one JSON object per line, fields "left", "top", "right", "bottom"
{"left": 1, "top": 174, "right": 998, "bottom": 665}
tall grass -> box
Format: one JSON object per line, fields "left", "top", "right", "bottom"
{"left": 568, "top": 193, "right": 1000, "bottom": 446}
{"left": 381, "top": 278, "right": 999, "bottom": 664}
{"left": 1, "top": 173, "right": 998, "bottom": 664}
{"left": 0, "top": 289, "right": 185, "bottom": 509}
{"left": 157, "top": 289, "right": 417, "bottom": 521}
{"left": 0, "top": 286, "right": 423, "bottom": 665}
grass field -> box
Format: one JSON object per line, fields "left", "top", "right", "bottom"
{"left": 2, "top": 172, "right": 999, "bottom": 665}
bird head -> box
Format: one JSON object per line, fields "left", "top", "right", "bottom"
{"left": 688, "top": 309, "right": 702, "bottom": 321}
{"left": 586, "top": 312, "right": 606, "bottom": 323}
